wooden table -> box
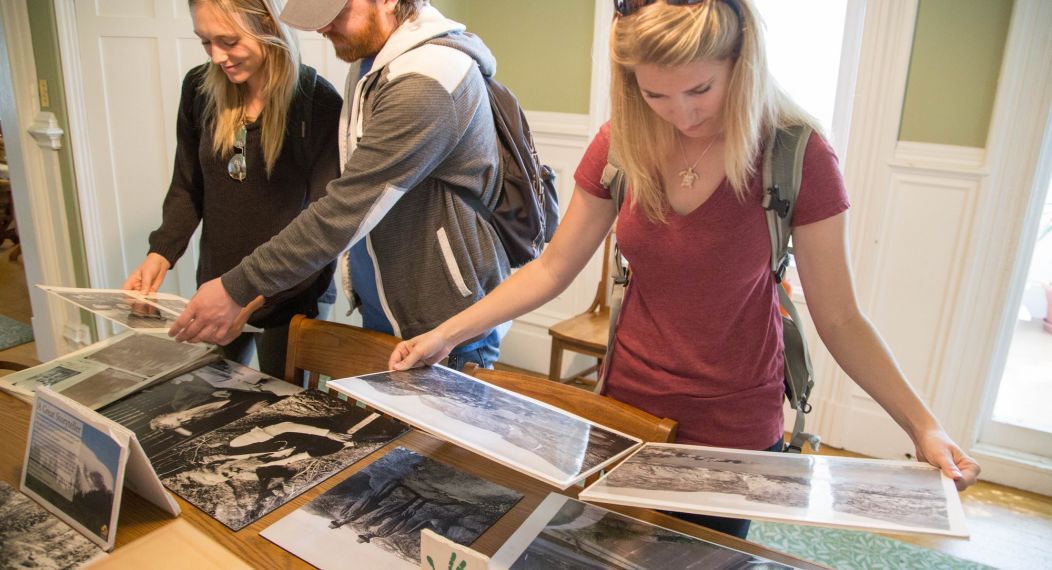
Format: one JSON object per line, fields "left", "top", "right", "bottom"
{"left": 0, "top": 392, "right": 823, "bottom": 569}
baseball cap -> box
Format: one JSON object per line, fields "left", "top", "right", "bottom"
{"left": 279, "top": 0, "right": 347, "bottom": 31}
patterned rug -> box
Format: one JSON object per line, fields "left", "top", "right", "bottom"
{"left": 748, "top": 521, "right": 991, "bottom": 569}
{"left": 0, "top": 313, "right": 32, "bottom": 351}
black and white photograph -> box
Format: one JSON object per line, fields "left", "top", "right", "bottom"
{"left": 0, "top": 359, "right": 106, "bottom": 403}
{"left": 57, "top": 367, "right": 144, "bottom": 410}
{"left": 101, "top": 359, "right": 302, "bottom": 459}
{"left": 578, "top": 443, "right": 969, "bottom": 537}
{"left": 22, "top": 389, "right": 127, "bottom": 550}
{"left": 85, "top": 333, "right": 210, "bottom": 378}
{"left": 39, "top": 286, "right": 180, "bottom": 332}
{"left": 328, "top": 365, "right": 641, "bottom": 489}
{"left": 0, "top": 480, "right": 106, "bottom": 569}
{"left": 491, "top": 493, "right": 791, "bottom": 570}
{"left": 262, "top": 446, "right": 522, "bottom": 569}
{"left": 154, "top": 389, "right": 408, "bottom": 530}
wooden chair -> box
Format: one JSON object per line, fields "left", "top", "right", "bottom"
{"left": 284, "top": 315, "right": 401, "bottom": 390}
{"left": 547, "top": 231, "right": 615, "bottom": 386}
{"left": 462, "top": 363, "right": 677, "bottom": 443}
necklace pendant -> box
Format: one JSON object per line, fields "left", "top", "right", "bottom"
{"left": 679, "top": 166, "right": 698, "bottom": 188}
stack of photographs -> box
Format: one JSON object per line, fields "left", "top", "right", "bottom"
{"left": 0, "top": 331, "right": 215, "bottom": 409}
{"left": 0, "top": 480, "right": 106, "bottom": 568}
{"left": 262, "top": 446, "right": 523, "bottom": 569}
{"left": 328, "top": 365, "right": 642, "bottom": 489}
{"left": 578, "top": 443, "right": 969, "bottom": 537}
{"left": 153, "top": 389, "right": 409, "bottom": 530}
{"left": 491, "top": 493, "right": 793, "bottom": 569}
{"left": 100, "top": 359, "right": 303, "bottom": 460}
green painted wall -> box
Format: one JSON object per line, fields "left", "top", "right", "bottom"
{"left": 899, "top": 0, "right": 1013, "bottom": 147}
{"left": 432, "top": 0, "right": 594, "bottom": 115}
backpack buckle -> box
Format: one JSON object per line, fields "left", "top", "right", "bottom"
{"left": 774, "top": 255, "right": 790, "bottom": 283}
{"left": 763, "top": 185, "right": 791, "bottom": 218}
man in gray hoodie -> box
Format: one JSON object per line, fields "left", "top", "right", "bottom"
{"left": 171, "top": 0, "right": 510, "bottom": 369}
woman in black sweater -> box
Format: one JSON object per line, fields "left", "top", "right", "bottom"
{"left": 124, "top": 0, "right": 341, "bottom": 377}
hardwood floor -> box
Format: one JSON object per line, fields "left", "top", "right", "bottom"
{"left": 0, "top": 240, "right": 36, "bottom": 367}
{"left": 2, "top": 249, "right": 1049, "bottom": 568}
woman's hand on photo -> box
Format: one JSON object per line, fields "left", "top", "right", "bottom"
{"left": 389, "top": 330, "right": 455, "bottom": 371}
{"left": 123, "top": 253, "right": 171, "bottom": 294}
{"left": 914, "top": 428, "right": 981, "bottom": 491}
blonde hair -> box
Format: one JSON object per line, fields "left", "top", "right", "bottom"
{"left": 610, "top": 0, "right": 817, "bottom": 223}
{"left": 191, "top": 0, "right": 300, "bottom": 176}
{"left": 394, "top": 0, "right": 426, "bottom": 24}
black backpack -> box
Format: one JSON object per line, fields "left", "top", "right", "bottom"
{"left": 452, "top": 76, "right": 560, "bottom": 268}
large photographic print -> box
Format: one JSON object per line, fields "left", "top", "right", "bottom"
{"left": 328, "top": 365, "right": 641, "bottom": 489}
{"left": 0, "top": 481, "right": 105, "bottom": 569}
{"left": 101, "top": 359, "right": 302, "bottom": 459}
{"left": 85, "top": 333, "right": 209, "bottom": 379}
{"left": 262, "top": 446, "right": 522, "bottom": 569}
{"left": 579, "top": 443, "right": 969, "bottom": 537}
{"left": 154, "top": 390, "right": 408, "bottom": 530}
{"left": 39, "top": 286, "right": 182, "bottom": 332}
{"left": 491, "top": 493, "right": 791, "bottom": 570}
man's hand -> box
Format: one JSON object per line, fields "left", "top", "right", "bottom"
{"left": 170, "top": 278, "right": 263, "bottom": 345}
{"left": 123, "top": 253, "right": 171, "bottom": 294}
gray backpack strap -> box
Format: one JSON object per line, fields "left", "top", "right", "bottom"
{"left": 762, "top": 125, "right": 820, "bottom": 453}
{"left": 596, "top": 144, "right": 629, "bottom": 394}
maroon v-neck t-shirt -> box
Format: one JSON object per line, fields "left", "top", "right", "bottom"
{"left": 575, "top": 124, "right": 850, "bottom": 449}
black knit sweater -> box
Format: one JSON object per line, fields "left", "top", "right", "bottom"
{"left": 148, "top": 63, "right": 342, "bottom": 327}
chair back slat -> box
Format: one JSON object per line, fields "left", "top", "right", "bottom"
{"left": 463, "top": 364, "right": 677, "bottom": 443}
{"left": 285, "top": 315, "right": 402, "bottom": 389}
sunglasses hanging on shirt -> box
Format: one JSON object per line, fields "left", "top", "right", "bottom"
{"left": 227, "top": 123, "right": 247, "bottom": 182}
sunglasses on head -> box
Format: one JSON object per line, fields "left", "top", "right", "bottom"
{"left": 614, "top": 0, "right": 707, "bottom": 17}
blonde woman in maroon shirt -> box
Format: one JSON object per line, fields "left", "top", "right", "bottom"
{"left": 389, "top": 0, "right": 980, "bottom": 537}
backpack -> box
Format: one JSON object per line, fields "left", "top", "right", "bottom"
{"left": 451, "top": 76, "right": 560, "bottom": 268}
{"left": 599, "top": 125, "right": 820, "bottom": 453}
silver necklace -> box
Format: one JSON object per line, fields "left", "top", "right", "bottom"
{"left": 675, "top": 134, "right": 717, "bottom": 188}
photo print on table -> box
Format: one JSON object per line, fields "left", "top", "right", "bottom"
{"left": 328, "top": 365, "right": 642, "bottom": 489}
{"left": 578, "top": 443, "right": 969, "bottom": 537}
{"left": 491, "top": 493, "right": 792, "bottom": 570}
{"left": 100, "top": 359, "right": 302, "bottom": 460}
{"left": 262, "top": 446, "right": 523, "bottom": 569}
{"left": 0, "top": 480, "right": 106, "bottom": 569}
{"left": 154, "top": 389, "right": 408, "bottom": 530}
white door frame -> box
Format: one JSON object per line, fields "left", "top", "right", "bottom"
{"left": 0, "top": 0, "right": 81, "bottom": 360}
{"left": 934, "top": 0, "right": 1052, "bottom": 494}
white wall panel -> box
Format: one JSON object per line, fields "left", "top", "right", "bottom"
{"left": 498, "top": 111, "right": 599, "bottom": 376}
{"left": 826, "top": 149, "right": 983, "bottom": 460}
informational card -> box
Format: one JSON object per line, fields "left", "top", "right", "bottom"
{"left": 20, "top": 387, "right": 179, "bottom": 551}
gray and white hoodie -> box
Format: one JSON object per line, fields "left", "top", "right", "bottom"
{"left": 222, "top": 5, "right": 508, "bottom": 340}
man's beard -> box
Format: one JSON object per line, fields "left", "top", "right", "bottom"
{"left": 327, "top": 5, "right": 387, "bottom": 62}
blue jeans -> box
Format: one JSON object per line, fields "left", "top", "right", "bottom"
{"left": 445, "top": 328, "right": 502, "bottom": 371}
{"left": 664, "top": 438, "right": 786, "bottom": 539}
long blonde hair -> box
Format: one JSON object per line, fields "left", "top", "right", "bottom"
{"left": 191, "top": 0, "right": 300, "bottom": 176}
{"left": 610, "top": 0, "right": 817, "bottom": 223}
